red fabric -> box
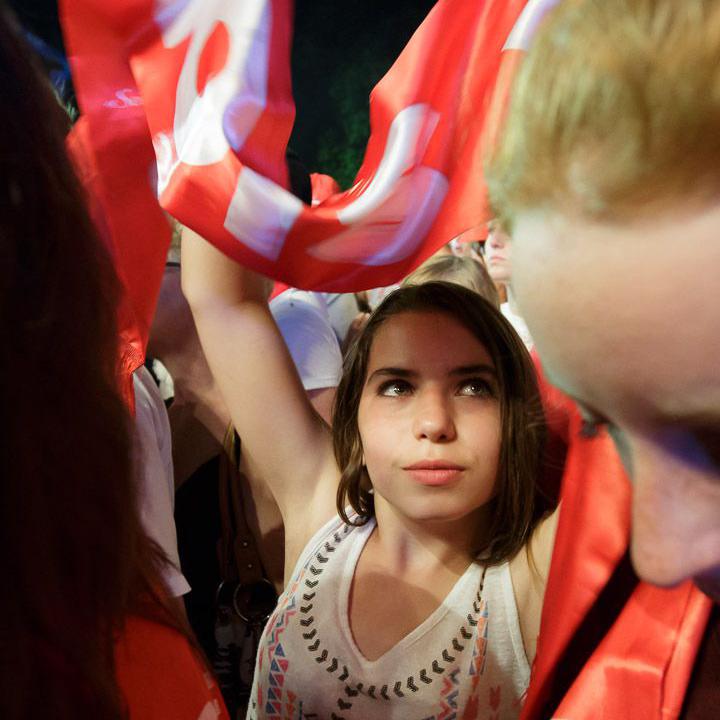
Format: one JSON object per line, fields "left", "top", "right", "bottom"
{"left": 452, "top": 224, "right": 490, "bottom": 244}
{"left": 270, "top": 281, "right": 290, "bottom": 300}
{"left": 310, "top": 173, "right": 341, "bottom": 205}
{"left": 532, "top": 352, "right": 577, "bottom": 502}
{"left": 529, "top": 354, "right": 712, "bottom": 717}
{"left": 532, "top": 353, "right": 576, "bottom": 446}
{"left": 59, "top": 0, "right": 532, "bottom": 294}
{"left": 61, "top": 2, "right": 172, "bottom": 396}
{"left": 522, "top": 409, "right": 713, "bottom": 719}
{"left": 115, "top": 616, "right": 229, "bottom": 720}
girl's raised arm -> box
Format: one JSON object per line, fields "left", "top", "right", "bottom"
{"left": 181, "top": 227, "right": 339, "bottom": 542}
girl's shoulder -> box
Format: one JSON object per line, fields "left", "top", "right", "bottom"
{"left": 285, "top": 510, "right": 373, "bottom": 582}
{"left": 508, "top": 507, "right": 560, "bottom": 663}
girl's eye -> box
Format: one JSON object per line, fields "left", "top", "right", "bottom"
{"left": 457, "top": 378, "right": 494, "bottom": 397}
{"left": 378, "top": 379, "right": 413, "bottom": 397}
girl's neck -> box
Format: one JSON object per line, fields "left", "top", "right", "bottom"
{"left": 370, "top": 498, "right": 489, "bottom": 578}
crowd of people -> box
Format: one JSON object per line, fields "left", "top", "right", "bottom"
{"left": 2, "top": 1, "right": 718, "bottom": 719}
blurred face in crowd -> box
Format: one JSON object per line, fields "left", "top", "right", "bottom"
{"left": 511, "top": 206, "right": 720, "bottom": 601}
{"left": 484, "top": 221, "right": 513, "bottom": 285}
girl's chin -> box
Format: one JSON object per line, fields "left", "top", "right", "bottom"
{"left": 384, "top": 499, "right": 489, "bottom": 526}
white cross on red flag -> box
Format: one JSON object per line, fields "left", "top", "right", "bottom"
{"left": 60, "top": 0, "right": 556, "bottom": 377}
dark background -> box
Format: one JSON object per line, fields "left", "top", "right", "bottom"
{"left": 8, "top": 0, "right": 437, "bottom": 187}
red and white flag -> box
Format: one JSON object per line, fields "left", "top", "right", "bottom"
{"left": 61, "top": 0, "right": 535, "bottom": 297}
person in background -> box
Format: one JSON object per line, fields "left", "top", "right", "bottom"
{"left": 0, "top": 7, "right": 227, "bottom": 719}
{"left": 322, "top": 291, "right": 367, "bottom": 348}
{"left": 158, "top": 230, "right": 342, "bottom": 716}
{"left": 404, "top": 253, "right": 501, "bottom": 308}
{"left": 486, "top": 0, "right": 720, "bottom": 715}
{"left": 148, "top": 248, "right": 230, "bottom": 490}
{"left": 269, "top": 288, "right": 342, "bottom": 426}
{"left": 483, "top": 220, "right": 533, "bottom": 349}
{"left": 133, "top": 363, "right": 191, "bottom": 606}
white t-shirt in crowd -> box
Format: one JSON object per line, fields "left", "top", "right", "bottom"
{"left": 501, "top": 302, "right": 534, "bottom": 351}
{"left": 321, "top": 292, "right": 360, "bottom": 346}
{"left": 133, "top": 365, "right": 191, "bottom": 598}
{"left": 270, "top": 290, "right": 343, "bottom": 391}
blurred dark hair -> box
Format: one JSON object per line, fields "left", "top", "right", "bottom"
{"left": 0, "top": 7, "right": 184, "bottom": 719}
{"left": 333, "top": 282, "right": 551, "bottom": 565}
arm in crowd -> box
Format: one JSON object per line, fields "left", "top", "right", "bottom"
{"left": 180, "top": 228, "right": 339, "bottom": 574}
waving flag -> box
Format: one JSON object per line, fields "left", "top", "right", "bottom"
{"left": 61, "top": 0, "right": 533, "bottom": 296}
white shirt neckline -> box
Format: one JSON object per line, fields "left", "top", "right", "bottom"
{"left": 337, "top": 517, "right": 484, "bottom": 669}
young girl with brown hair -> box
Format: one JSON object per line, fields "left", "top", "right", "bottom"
{"left": 182, "top": 229, "right": 558, "bottom": 719}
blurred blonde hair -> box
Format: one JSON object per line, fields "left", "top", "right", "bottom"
{"left": 486, "top": 0, "right": 720, "bottom": 228}
{"left": 404, "top": 254, "right": 500, "bottom": 308}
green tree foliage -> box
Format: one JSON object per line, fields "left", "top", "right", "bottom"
{"left": 291, "top": 0, "right": 436, "bottom": 189}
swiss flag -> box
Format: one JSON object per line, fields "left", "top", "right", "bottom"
{"left": 61, "top": 0, "right": 538, "bottom": 299}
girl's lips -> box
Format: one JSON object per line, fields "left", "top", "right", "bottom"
{"left": 403, "top": 462, "right": 465, "bottom": 486}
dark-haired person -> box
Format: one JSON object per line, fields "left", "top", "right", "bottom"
{"left": 0, "top": 7, "right": 227, "bottom": 719}
{"left": 486, "top": 0, "right": 720, "bottom": 716}
{"left": 183, "top": 220, "right": 559, "bottom": 718}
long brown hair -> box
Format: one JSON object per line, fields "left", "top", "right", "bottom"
{"left": 333, "top": 281, "right": 550, "bottom": 565}
{"left": 0, "top": 8, "right": 182, "bottom": 719}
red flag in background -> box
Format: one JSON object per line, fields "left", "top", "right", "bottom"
{"left": 61, "top": 0, "right": 532, "bottom": 295}
{"left": 61, "top": 0, "right": 172, "bottom": 403}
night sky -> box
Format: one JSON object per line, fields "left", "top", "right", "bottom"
{"left": 8, "top": 0, "right": 437, "bottom": 186}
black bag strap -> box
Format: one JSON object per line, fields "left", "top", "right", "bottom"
{"left": 217, "top": 425, "right": 266, "bottom": 587}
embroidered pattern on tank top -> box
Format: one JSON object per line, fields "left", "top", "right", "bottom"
{"left": 251, "top": 522, "right": 492, "bottom": 720}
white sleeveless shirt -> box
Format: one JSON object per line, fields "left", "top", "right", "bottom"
{"left": 247, "top": 514, "right": 530, "bottom": 720}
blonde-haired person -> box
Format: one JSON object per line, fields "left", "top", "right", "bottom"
{"left": 486, "top": 0, "right": 720, "bottom": 716}
{"left": 403, "top": 254, "right": 501, "bottom": 309}
{"left": 345, "top": 248, "right": 497, "bottom": 353}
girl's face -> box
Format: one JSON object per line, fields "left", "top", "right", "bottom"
{"left": 357, "top": 311, "right": 502, "bottom": 526}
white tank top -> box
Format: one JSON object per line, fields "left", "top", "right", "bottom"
{"left": 247, "top": 513, "right": 530, "bottom": 719}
